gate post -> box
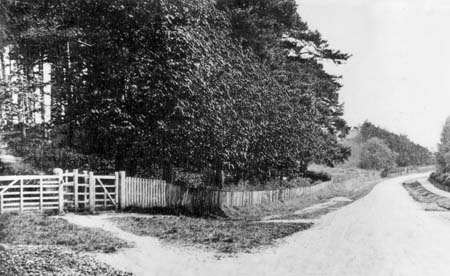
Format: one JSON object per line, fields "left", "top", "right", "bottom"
{"left": 83, "top": 170, "right": 88, "bottom": 209}
{"left": 74, "top": 169, "right": 79, "bottom": 211}
{"left": 114, "top": 172, "right": 119, "bottom": 211}
{"left": 89, "top": 172, "right": 96, "bottom": 212}
{"left": 57, "top": 171, "right": 64, "bottom": 213}
{"left": 119, "top": 171, "right": 126, "bottom": 210}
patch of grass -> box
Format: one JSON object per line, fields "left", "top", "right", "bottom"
{"left": 403, "top": 181, "right": 450, "bottom": 209}
{"left": 0, "top": 212, "right": 129, "bottom": 253}
{"left": 0, "top": 212, "right": 133, "bottom": 276}
{"left": 0, "top": 244, "right": 132, "bottom": 276}
{"left": 308, "top": 164, "right": 380, "bottom": 183}
{"left": 223, "top": 178, "right": 381, "bottom": 221}
{"left": 111, "top": 216, "right": 312, "bottom": 254}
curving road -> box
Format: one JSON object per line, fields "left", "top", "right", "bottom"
{"left": 67, "top": 172, "right": 450, "bottom": 276}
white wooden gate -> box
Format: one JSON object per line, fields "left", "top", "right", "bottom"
{"left": 0, "top": 170, "right": 122, "bottom": 214}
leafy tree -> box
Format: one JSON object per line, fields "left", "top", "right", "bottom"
{"left": 359, "top": 137, "right": 397, "bottom": 170}
{"left": 437, "top": 116, "right": 450, "bottom": 172}
{"left": 1, "top": 0, "right": 351, "bottom": 185}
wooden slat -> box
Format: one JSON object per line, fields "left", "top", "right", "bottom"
{"left": 0, "top": 194, "right": 3, "bottom": 214}
{"left": 114, "top": 172, "right": 119, "bottom": 211}
{"left": 95, "top": 176, "right": 116, "bottom": 180}
{"left": 145, "top": 178, "right": 148, "bottom": 208}
{"left": 2, "top": 196, "right": 59, "bottom": 202}
{"left": 19, "top": 179, "right": 23, "bottom": 212}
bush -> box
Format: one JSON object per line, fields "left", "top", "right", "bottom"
{"left": 359, "top": 138, "right": 398, "bottom": 171}
{"left": 4, "top": 130, "right": 114, "bottom": 174}
{"left": 380, "top": 168, "right": 389, "bottom": 178}
{"left": 430, "top": 171, "right": 450, "bottom": 187}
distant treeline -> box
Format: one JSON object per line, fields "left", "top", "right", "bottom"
{"left": 359, "top": 121, "right": 434, "bottom": 167}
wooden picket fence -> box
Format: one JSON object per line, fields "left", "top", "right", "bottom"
{"left": 0, "top": 170, "right": 339, "bottom": 215}
{"left": 0, "top": 165, "right": 436, "bottom": 215}
{"left": 121, "top": 176, "right": 336, "bottom": 213}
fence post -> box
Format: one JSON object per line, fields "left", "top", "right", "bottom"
{"left": 58, "top": 171, "right": 64, "bottom": 213}
{"left": 39, "top": 176, "right": 43, "bottom": 212}
{"left": 0, "top": 194, "right": 3, "bottom": 214}
{"left": 114, "top": 172, "right": 119, "bottom": 211}
{"left": 119, "top": 171, "right": 126, "bottom": 210}
{"left": 74, "top": 169, "right": 79, "bottom": 212}
{"left": 83, "top": 170, "right": 88, "bottom": 209}
{"left": 89, "top": 172, "right": 95, "bottom": 212}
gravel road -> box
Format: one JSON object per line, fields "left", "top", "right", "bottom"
{"left": 67, "top": 172, "right": 450, "bottom": 276}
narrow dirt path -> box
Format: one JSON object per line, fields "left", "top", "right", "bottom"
{"left": 66, "top": 172, "right": 450, "bottom": 276}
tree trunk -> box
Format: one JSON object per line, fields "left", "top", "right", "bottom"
{"left": 214, "top": 162, "right": 224, "bottom": 188}
{"left": 115, "top": 147, "right": 125, "bottom": 172}
{"left": 162, "top": 162, "right": 174, "bottom": 184}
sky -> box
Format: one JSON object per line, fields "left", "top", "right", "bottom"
{"left": 297, "top": 0, "right": 450, "bottom": 151}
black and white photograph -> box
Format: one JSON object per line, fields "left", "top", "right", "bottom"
{"left": 0, "top": 0, "right": 447, "bottom": 275}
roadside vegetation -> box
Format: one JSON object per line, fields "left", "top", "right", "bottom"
{"left": 112, "top": 216, "right": 311, "bottom": 254}
{"left": 358, "top": 138, "right": 398, "bottom": 171}
{"left": 403, "top": 181, "right": 450, "bottom": 210}
{"left": 339, "top": 122, "right": 434, "bottom": 175}
{"left": 430, "top": 116, "right": 450, "bottom": 188}
{"left": 0, "top": 213, "right": 132, "bottom": 276}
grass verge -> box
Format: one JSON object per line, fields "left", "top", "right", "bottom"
{"left": 403, "top": 181, "right": 450, "bottom": 210}
{"left": 111, "top": 215, "right": 311, "bottom": 254}
{"left": 0, "top": 213, "right": 129, "bottom": 252}
{"left": 0, "top": 244, "right": 132, "bottom": 276}
{"left": 224, "top": 178, "right": 381, "bottom": 221}
{"left": 0, "top": 212, "right": 132, "bottom": 276}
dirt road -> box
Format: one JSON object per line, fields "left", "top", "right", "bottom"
{"left": 67, "top": 172, "right": 450, "bottom": 276}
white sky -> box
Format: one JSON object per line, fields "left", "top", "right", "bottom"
{"left": 297, "top": 0, "right": 450, "bottom": 151}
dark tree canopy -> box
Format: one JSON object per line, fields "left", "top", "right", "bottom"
{"left": 1, "top": 0, "right": 351, "bottom": 185}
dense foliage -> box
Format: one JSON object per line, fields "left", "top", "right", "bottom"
{"left": 0, "top": 0, "right": 350, "bottom": 185}
{"left": 358, "top": 137, "right": 397, "bottom": 171}
{"left": 429, "top": 171, "right": 450, "bottom": 187}
{"left": 436, "top": 117, "right": 450, "bottom": 172}
{"left": 359, "top": 121, "right": 434, "bottom": 167}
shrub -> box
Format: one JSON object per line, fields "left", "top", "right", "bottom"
{"left": 358, "top": 138, "right": 398, "bottom": 171}
{"left": 430, "top": 171, "right": 450, "bottom": 187}
{"left": 4, "top": 130, "right": 114, "bottom": 174}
